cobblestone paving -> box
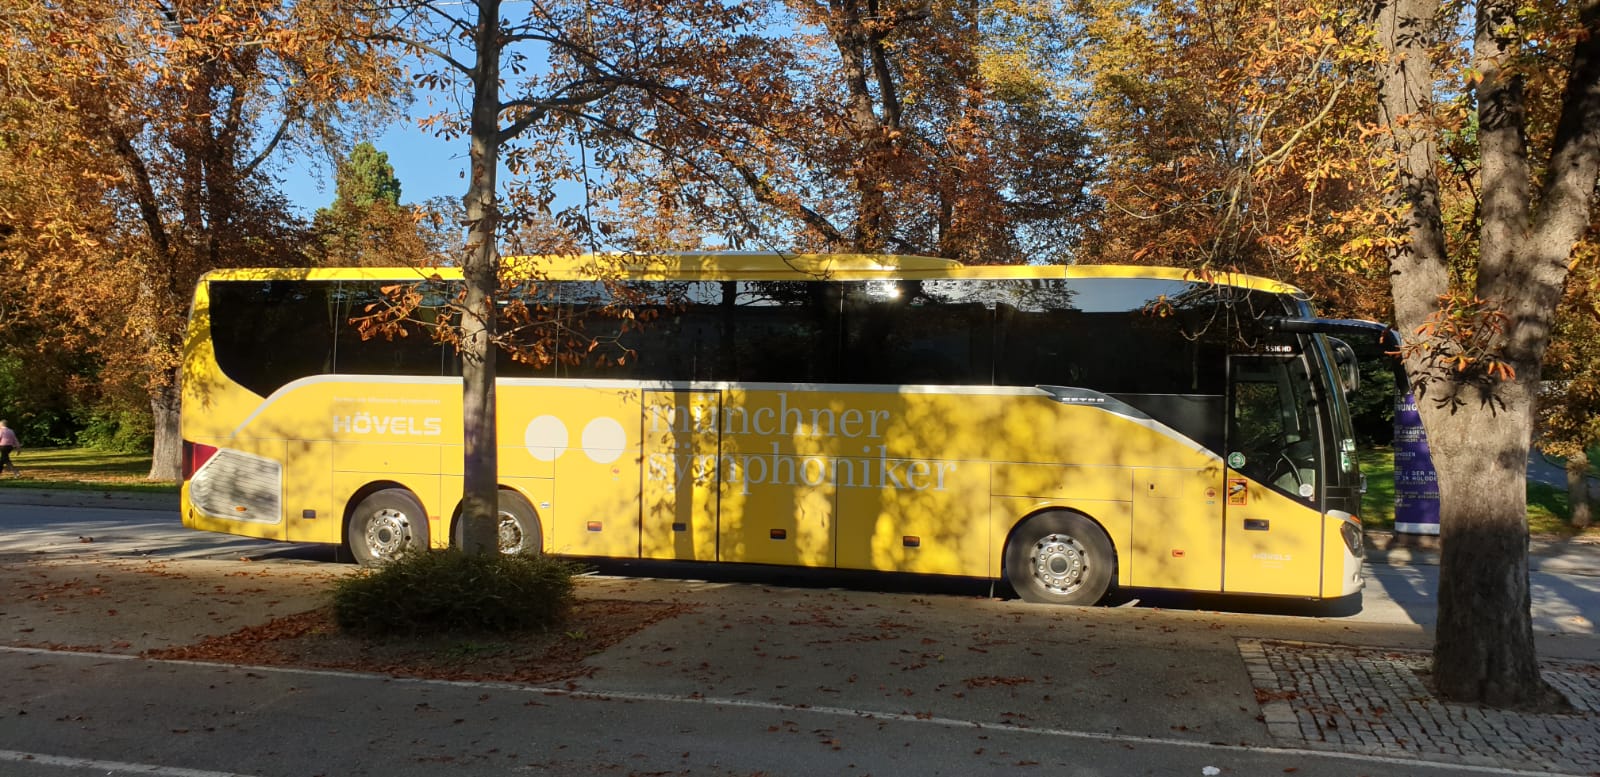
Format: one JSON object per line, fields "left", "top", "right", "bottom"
{"left": 1240, "top": 639, "right": 1600, "bottom": 774}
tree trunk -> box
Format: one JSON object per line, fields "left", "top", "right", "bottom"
{"left": 1374, "top": 0, "right": 1450, "bottom": 323}
{"left": 1391, "top": 0, "right": 1600, "bottom": 708}
{"left": 148, "top": 377, "right": 182, "bottom": 481}
{"left": 1569, "top": 458, "right": 1594, "bottom": 529}
{"left": 1376, "top": 0, "right": 1572, "bottom": 709}
{"left": 1421, "top": 382, "right": 1561, "bottom": 708}
{"left": 457, "top": 0, "right": 503, "bottom": 556}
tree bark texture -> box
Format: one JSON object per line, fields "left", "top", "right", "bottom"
{"left": 457, "top": 0, "right": 503, "bottom": 556}
{"left": 1378, "top": 0, "right": 1600, "bottom": 707}
{"left": 148, "top": 378, "right": 182, "bottom": 481}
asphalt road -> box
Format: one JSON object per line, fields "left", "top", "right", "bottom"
{"left": 2, "top": 502, "right": 1597, "bottom": 777}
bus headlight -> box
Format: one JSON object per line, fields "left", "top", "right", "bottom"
{"left": 1340, "top": 520, "right": 1364, "bottom": 557}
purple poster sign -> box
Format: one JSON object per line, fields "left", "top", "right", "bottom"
{"left": 1393, "top": 391, "right": 1440, "bottom": 535}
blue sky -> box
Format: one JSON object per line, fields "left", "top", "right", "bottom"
{"left": 278, "top": 117, "right": 469, "bottom": 215}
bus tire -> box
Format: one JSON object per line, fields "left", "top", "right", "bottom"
{"left": 1005, "top": 511, "right": 1115, "bottom": 606}
{"left": 495, "top": 490, "right": 542, "bottom": 556}
{"left": 347, "top": 489, "right": 428, "bottom": 566}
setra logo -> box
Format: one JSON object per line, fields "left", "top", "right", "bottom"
{"left": 333, "top": 413, "right": 444, "bottom": 436}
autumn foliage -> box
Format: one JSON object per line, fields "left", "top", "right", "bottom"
{"left": 0, "top": 0, "right": 403, "bottom": 477}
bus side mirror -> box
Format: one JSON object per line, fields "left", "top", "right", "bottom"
{"left": 1328, "top": 337, "right": 1359, "bottom": 398}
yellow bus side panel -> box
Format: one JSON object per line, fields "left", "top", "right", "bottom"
{"left": 723, "top": 477, "right": 836, "bottom": 566}
{"left": 712, "top": 389, "right": 847, "bottom": 567}
{"left": 992, "top": 464, "right": 1132, "bottom": 503}
{"left": 333, "top": 442, "right": 441, "bottom": 476}
{"left": 642, "top": 391, "right": 721, "bottom": 562}
{"left": 988, "top": 497, "right": 1133, "bottom": 587}
{"left": 438, "top": 446, "right": 556, "bottom": 480}
{"left": 533, "top": 388, "right": 642, "bottom": 558}
{"left": 284, "top": 441, "right": 339, "bottom": 545}
{"left": 1222, "top": 473, "right": 1322, "bottom": 596}
{"left": 1130, "top": 467, "right": 1223, "bottom": 591}
{"left": 836, "top": 461, "right": 988, "bottom": 575}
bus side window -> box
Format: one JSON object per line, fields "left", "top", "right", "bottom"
{"left": 210, "top": 280, "right": 337, "bottom": 397}
{"left": 727, "top": 281, "right": 836, "bottom": 383}
{"left": 838, "top": 280, "right": 993, "bottom": 385}
{"left": 332, "top": 281, "right": 452, "bottom": 378}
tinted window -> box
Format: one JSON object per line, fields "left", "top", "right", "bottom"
{"left": 548, "top": 281, "right": 721, "bottom": 381}
{"left": 208, "top": 280, "right": 335, "bottom": 397}
{"left": 838, "top": 280, "right": 993, "bottom": 384}
{"left": 541, "top": 280, "right": 839, "bottom": 383}
{"left": 332, "top": 281, "right": 453, "bottom": 378}
{"left": 496, "top": 280, "right": 558, "bottom": 378}
{"left": 993, "top": 277, "right": 1237, "bottom": 395}
{"left": 724, "top": 281, "right": 837, "bottom": 383}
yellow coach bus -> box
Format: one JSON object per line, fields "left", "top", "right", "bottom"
{"left": 180, "top": 253, "right": 1378, "bottom": 605}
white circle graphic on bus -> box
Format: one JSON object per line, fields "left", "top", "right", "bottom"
{"left": 524, "top": 416, "right": 570, "bottom": 461}
{"left": 582, "top": 417, "right": 627, "bottom": 464}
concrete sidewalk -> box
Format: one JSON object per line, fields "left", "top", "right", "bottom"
{"left": 1364, "top": 529, "right": 1600, "bottom": 577}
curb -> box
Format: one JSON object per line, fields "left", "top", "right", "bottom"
{"left": 0, "top": 488, "right": 179, "bottom": 512}
{"left": 1365, "top": 532, "right": 1600, "bottom": 577}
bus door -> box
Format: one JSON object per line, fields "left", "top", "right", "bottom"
{"left": 641, "top": 390, "right": 721, "bottom": 561}
{"left": 1223, "top": 351, "right": 1325, "bottom": 596}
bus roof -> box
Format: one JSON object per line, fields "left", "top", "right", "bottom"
{"left": 198, "top": 253, "right": 1305, "bottom": 295}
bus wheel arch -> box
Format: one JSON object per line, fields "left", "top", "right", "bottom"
{"left": 344, "top": 485, "right": 428, "bottom": 566}
{"left": 450, "top": 488, "right": 544, "bottom": 556}
{"left": 1003, "top": 509, "right": 1116, "bottom": 606}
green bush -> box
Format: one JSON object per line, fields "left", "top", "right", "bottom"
{"left": 73, "top": 408, "right": 154, "bottom": 453}
{"left": 331, "top": 551, "right": 580, "bottom": 637}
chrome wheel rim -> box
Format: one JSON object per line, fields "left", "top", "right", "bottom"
{"left": 497, "top": 510, "right": 526, "bottom": 554}
{"left": 364, "top": 508, "right": 412, "bottom": 559}
{"left": 1031, "top": 533, "right": 1088, "bottom": 594}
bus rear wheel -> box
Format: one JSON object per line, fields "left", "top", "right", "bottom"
{"left": 1005, "top": 511, "right": 1114, "bottom": 606}
{"left": 452, "top": 490, "right": 543, "bottom": 555}
{"left": 347, "top": 489, "right": 428, "bottom": 566}
{"left": 495, "top": 490, "right": 542, "bottom": 556}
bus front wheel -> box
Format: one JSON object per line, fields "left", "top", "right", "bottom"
{"left": 347, "top": 489, "right": 428, "bottom": 566}
{"left": 1005, "top": 511, "right": 1114, "bottom": 606}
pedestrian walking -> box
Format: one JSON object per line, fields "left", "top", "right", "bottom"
{"left": 0, "top": 419, "right": 21, "bottom": 477}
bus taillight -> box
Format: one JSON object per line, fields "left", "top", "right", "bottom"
{"left": 182, "top": 441, "right": 217, "bottom": 481}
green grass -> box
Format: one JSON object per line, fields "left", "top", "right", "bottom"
{"left": 0, "top": 446, "right": 177, "bottom": 494}
{"left": 1360, "top": 445, "right": 1597, "bottom": 538}
{"left": 1358, "top": 448, "right": 1396, "bottom": 529}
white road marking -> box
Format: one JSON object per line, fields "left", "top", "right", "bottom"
{"left": 0, "top": 749, "right": 253, "bottom": 777}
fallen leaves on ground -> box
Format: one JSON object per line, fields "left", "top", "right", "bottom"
{"left": 144, "top": 598, "right": 693, "bottom": 685}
